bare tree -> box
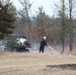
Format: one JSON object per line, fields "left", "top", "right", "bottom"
{"left": 60, "top": 0, "right": 66, "bottom": 54}
{"left": 55, "top": 0, "right": 69, "bottom": 54}
{"left": 18, "top": 0, "right": 32, "bottom": 43}
{"left": 67, "top": 0, "right": 76, "bottom": 53}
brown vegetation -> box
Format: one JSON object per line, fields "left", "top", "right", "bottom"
{"left": 0, "top": 49, "right": 76, "bottom": 75}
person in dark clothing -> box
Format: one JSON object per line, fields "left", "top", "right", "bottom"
{"left": 39, "top": 37, "right": 47, "bottom": 53}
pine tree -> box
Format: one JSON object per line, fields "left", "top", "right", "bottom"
{"left": 0, "top": 0, "right": 16, "bottom": 39}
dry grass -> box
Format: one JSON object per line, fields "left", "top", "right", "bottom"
{"left": 0, "top": 49, "right": 76, "bottom": 75}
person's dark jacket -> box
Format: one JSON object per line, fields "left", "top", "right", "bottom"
{"left": 40, "top": 39, "right": 47, "bottom": 47}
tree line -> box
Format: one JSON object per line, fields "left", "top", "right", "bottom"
{"left": 0, "top": 0, "right": 76, "bottom": 54}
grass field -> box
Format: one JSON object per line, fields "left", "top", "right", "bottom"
{"left": 0, "top": 48, "right": 76, "bottom": 75}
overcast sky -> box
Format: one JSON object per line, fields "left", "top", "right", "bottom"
{"left": 11, "top": 0, "right": 60, "bottom": 17}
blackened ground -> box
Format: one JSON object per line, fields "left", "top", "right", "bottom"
{"left": 46, "top": 64, "right": 76, "bottom": 70}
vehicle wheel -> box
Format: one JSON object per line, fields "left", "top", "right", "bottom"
{"left": 12, "top": 48, "right": 17, "bottom": 52}
{"left": 26, "top": 49, "right": 30, "bottom": 53}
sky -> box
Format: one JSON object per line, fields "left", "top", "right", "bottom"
{"left": 11, "top": 0, "right": 60, "bottom": 17}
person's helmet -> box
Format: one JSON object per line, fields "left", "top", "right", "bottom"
{"left": 43, "top": 36, "right": 46, "bottom": 40}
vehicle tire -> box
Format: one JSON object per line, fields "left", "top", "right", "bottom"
{"left": 12, "top": 47, "right": 17, "bottom": 52}
{"left": 26, "top": 49, "right": 30, "bottom": 53}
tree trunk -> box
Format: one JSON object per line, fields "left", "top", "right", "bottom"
{"left": 61, "top": 38, "right": 65, "bottom": 54}
{"left": 69, "top": 31, "right": 73, "bottom": 53}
